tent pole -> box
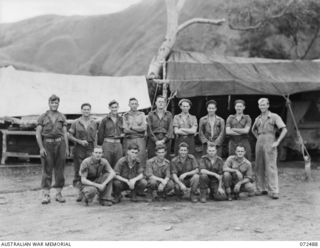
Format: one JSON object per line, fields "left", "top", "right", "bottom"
{"left": 162, "top": 62, "right": 168, "bottom": 108}
{"left": 285, "top": 97, "right": 312, "bottom": 181}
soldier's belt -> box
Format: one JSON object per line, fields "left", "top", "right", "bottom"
{"left": 104, "top": 138, "right": 121, "bottom": 143}
{"left": 44, "top": 137, "right": 62, "bottom": 142}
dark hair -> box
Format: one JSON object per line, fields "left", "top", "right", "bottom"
{"left": 48, "top": 94, "right": 60, "bottom": 103}
{"left": 156, "top": 95, "right": 166, "bottom": 101}
{"left": 207, "top": 143, "right": 217, "bottom": 150}
{"left": 178, "top": 99, "right": 192, "bottom": 107}
{"left": 155, "top": 144, "right": 166, "bottom": 152}
{"left": 81, "top": 103, "right": 91, "bottom": 109}
{"left": 129, "top": 97, "right": 138, "bottom": 102}
{"left": 128, "top": 143, "right": 140, "bottom": 151}
{"left": 234, "top": 99, "right": 246, "bottom": 107}
{"left": 108, "top": 100, "right": 119, "bottom": 107}
{"left": 206, "top": 100, "right": 217, "bottom": 108}
{"left": 178, "top": 142, "right": 189, "bottom": 149}
{"left": 93, "top": 146, "right": 103, "bottom": 151}
{"left": 235, "top": 144, "right": 246, "bottom": 151}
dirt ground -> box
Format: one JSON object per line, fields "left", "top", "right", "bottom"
{"left": 0, "top": 161, "right": 320, "bottom": 241}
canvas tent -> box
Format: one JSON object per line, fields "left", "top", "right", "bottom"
{"left": 0, "top": 66, "right": 151, "bottom": 117}
{"left": 166, "top": 50, "right": 320, "bottom": 97}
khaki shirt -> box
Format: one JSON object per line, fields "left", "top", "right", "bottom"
{"left": 252, "top": 111, "right": 286, "bottom": 136}
{"left": 123, "top": 110, "right": 146, "bottom": 138}
{"left": 79, "top": 157, "right": 113, "bottom": 181}
{"left": 223, "top": 155, "right": 253, "bottom": 182}
{"left": 69, "top": 117, "right": 97, "bottom": 143}
{"left": 173, "top": 113, "right": 198, "bottom": 130}
{"left": 171, "top": 154, "right": 198, "bottom": 176}
{"left": 37, "top": 111, "right": 67, "bottom": 138}
{"left": 114, "top": 156, "right": 144, "bottom": 179}
{"left": 145, "top": 157, "right": 170, "bottom": 179}
{"left": 199, "top": 115, "right": 225, "bottom": 145}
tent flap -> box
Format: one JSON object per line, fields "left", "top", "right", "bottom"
{"left": 0, "top": 66, "right": 151, "bottom": 116}
{"left": 167, "top": 50, "right": 320, "bottom": 97}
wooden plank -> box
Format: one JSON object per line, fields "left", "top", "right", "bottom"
{"left": 0, "top": 129, "right": 36, "bottom": 135}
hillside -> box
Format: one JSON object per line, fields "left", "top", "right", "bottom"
{"left": 0, "top": 0, "right": 242, "bottom": 76}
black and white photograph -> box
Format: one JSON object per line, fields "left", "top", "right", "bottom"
{"left": 0, "top": 0, "right": 320, "bottom": 245}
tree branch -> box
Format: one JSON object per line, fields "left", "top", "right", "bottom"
{"left": 229, "top": 0, "right": 295, "bottom": 31}
{"left": 177, "top": 18, "right": 225, "bottom": 34}
{"left": 300, "top": 24, "right": 320, "bottom": 59}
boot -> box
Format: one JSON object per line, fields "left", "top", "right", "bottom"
{"left": 226, "top": 188, "right": 233, "bottom": 201}
{"left": 131, "top": 191, "right": 138, "bottom": 202}
{"left": 41, "top": 189, "right": 50, "bottom": 204}
{"left": 146, "top": 189, "right": 154, "bottom": 203}
{"left": 55, "top": 188, "right": 66, "bottom": 203}
{"left": 76, "top": 188, "right": 83, "bottom": 202}
{"left": 190, "top": 191, "right": 198, "bottom": 203}
{"left": 200, "top": 189, "right": 207, "bottom": 203}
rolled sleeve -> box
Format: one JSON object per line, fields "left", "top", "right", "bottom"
{"left": 114, "top": 159, "right": 122, "bottom": 175}
{"left": 173, "top": 115, "right": 179, "bottom": 128}
{"left": 244, "top": 164, "right": 254, "bottom": 183}
{"left": 245, "top": 115, "right": 252, "bottom": 128}
{"left": 191, "top": 156, "right": 199, "bottom": 170}
{"left": 69, "top": 121, "right": 76, "bottom": 135}
{"left": 191, "top": 115, "right": 198, "bottom": 128}
{"left": 223, "top": 157, "right": 232, "bottom": 171}
{"left": 165, "top": 165, "right": 171, "bottom": 178}
{"left": 171, "top": 161, "right": 178, "bottom": 175}
{"left": 274, "top": 114, "right": 286, "bottom": 129}
{"left": 145, "top": 160, "right": 153, "bottom": 178}
{"left": 199, "top": 158, "right": 206, "bottom": 171}
{"left": 226, "top": 116, "right": 232, "bottom": 128}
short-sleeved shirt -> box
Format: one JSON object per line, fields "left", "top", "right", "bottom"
{"left": 252, "top": 111, "right": 286, "bottom": 136}
{"left": 114, "top": 156, "right": 144, "bottom": 179}
{"left": 123, "top": 110, "right": 146, "bottom": 138}
{"left": 226, "top": 114, "right": 252, "bottom": 142}
{"left": 37, "top": 111, "right": 67, "bottom": 138}
{"left": 97, "top": 114, "right": 123, "bottom": 145}
{"left": 171, "top": 154, "right": 198, "bottom": 176}
{"left": 145, "top": 157, "right": 170, "bottom": 179}
{"left": 69, "top": 117, "right": 98, "bottom": 143}
{"left": 199, "top": 155, "right": 224, "bottom": 176}
{"left": 173, "top": 113, "right": 198, "bottom": 131}
{"left": 147, "top": 110, "right": 173, "bottom": 141}
{"left": 223, "top": 155, "right": 253, "bottom": 182}
{"left": 79, "top": 157, "right": 113, "bottom": 181}
{"left": 199, "top": 115, "right": 225, "bottom": 145}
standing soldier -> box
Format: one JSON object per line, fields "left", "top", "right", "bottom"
{"left": 173, "top": 99, "right": 197, "bottom": 155}
{"left": 147, "top": 95, "right": 173, "bottom": 159}
{"left": 171, "top": 142, "right": 200, "bottom": 203}
{"left": 252, "top": 98, "right": 287, "bottom": 199}
{"left": 97, "top": 100, "right": 123, "bottom": 168}
{"left": 68, "top": 103, "right": 98, "bottom": 202}
{"left": 123, "top": 98, "right": 147, "bottom": 167}
{"left": 36, "top": 94, "right": 69, "bottom": 204}
{"left": 145, "top": 144, "right": 174, "bottom": 202}
{"left": 199, "top": 100, "right": 225, "bottom": 157}
{"left": 226, "top": 99, "right": 252, "bottom": 160}
{"left": 199, "top": 144, "right": 226, "bottom": 203}
{"left": 223, "top": 144, "right": 255, "bottom": 201}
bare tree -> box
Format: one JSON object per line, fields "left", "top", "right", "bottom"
{"left": 147, "top": 0, "right": 225, "bottom": 79}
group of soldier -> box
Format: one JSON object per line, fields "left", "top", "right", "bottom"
{"left": 35, "top": 94, "right": 287, "bottom": 206}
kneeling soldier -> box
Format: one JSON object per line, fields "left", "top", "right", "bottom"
{"left": 79, "top": 146, "right": 116, "bottom": 206}
{"left": 113, "top": 143, "right": 147, "bottom": 203}
{"left": 199, "top": 144, "right": 226, "bottom": 203}
{"left": 145, "top": 144, "right": 174, "bottom": 202}
{"left": 223, "top": 144, "right": 255, "bottom": 200}
{"left": 171, "top": 142, "right": 200, "bottom": 203}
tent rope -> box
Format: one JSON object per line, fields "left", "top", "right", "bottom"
{"left": 270, "top": 80, "right": 312, "bottom": 180}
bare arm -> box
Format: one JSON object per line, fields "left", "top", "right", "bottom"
{"left": 36, "top": 125, "right": 46, "bottom": 157}
{"left": 200, "top": 169, "right": 221, "bottom": 180}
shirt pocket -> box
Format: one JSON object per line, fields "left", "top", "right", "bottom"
{"left": 42, "top": 118, "right": 53, "bottom": 132}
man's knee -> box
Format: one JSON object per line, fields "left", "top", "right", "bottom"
{"left": 148, "top": 179, "right": 158, "bottom": 190}
{"left": 190, "top": 174, "right": 200, "bottom": 183}
{"left": 165, "top": 180, "right": 174, "bottom": 192}
{"left": 136, "top": 179, "right": 147, "bottom": 190}
{"left": 243, "top": 182, "right": 255, "bottom": 195}
{"left": 82, "top": 186, "right": 97, "bottom": 200}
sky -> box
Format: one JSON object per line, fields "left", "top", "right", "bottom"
{"left": 0, "top": 0, "right": 142, "bottom": 23}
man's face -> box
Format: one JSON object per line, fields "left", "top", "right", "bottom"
{"left": 180, "top": 102, "right": 190, "bottom": 114}
{"left": 81, "top": 106, "right": 91, "bottom": 117}
{"left": 92, "top": 148, "right": 103, "bottom": 160}
{"left": 207, "top": 103, "right": 217, "bottom": 115}
{"left": 178, "top": 147, "right": 188, "bottom": 157}
{"left": 156, "top": 148, "right": 166, "bottom": 160}
{"left": 156, "top": 97, "right": 166, "bottom": 109}
{"left": 127, "top": 149, "right": 139, "bottom": 160}
{"left": 109, "top": 103, "right": 119, "bottom": 115}
{"left": 129, "top": 100, "right": 139, "bottom": 111}
{"left": 258, "top": 100, "right": 269, "bottom": 113}
{"left": 49, "top": 100, "right": 59, "bottom": 111}
{"left": 207, "top": 146, "right": 217, "bottom": 157}
{"left": 235, "top": 147, "right": 246, "bottom": 158}
{"left": 235, "top": 103, "right": 245, "bottom": 114}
